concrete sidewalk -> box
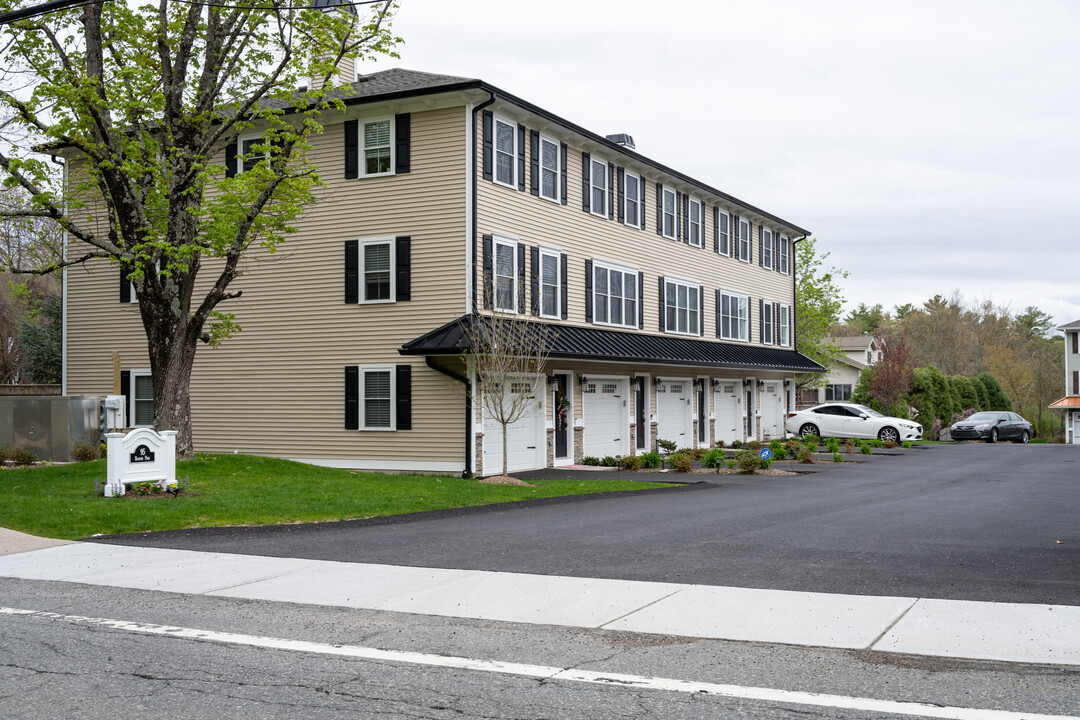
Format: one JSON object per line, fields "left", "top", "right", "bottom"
{"left": 2, "top": 540, "right": 1079, "bottom": 667}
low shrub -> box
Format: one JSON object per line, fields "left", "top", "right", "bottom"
{"left": 713, "top": 440, "right": 726, "bottom": 449}
{"left": 726, "top": 459, "right": 737, "bottom": 470}
{"left": 901, "top": 441, "right": 912, "bottom": 448}
{"left": 824, "top": 437, "right": 841, "bottom": 454}
{"left": 70, "top": 440, "right": 100, "bottom": 463}
{"left": 768, "top": 439, "right": 784, "bottom": 455}
{"left": 670, "top": 452, "right": 694, "bottom": 473}
{"left": 689, "top": 448, "right": 707, "bottom": 461}
{"left": 702, "top": 448, "right": 725, "bottom": 468}
{"left": 870, "top": 439, "right": 884, "bottom": 448}
{"left": 735, "top": 450, "right": 760, "bottom": 474}
{"left": 784, "top": 439, "right": 802, "bottom": 456}
{"left": 832, "top": 452, "right": 844, "bottom": 463}
{"left": 0, "top": 444, "right": 7, "bottom": 465}
{"left": 882, "top": 440, "right": 898, "bottom": 449}
{"left": 639, "top": 451, "right": 661, "bottom": 469}
{"left": 802, "top": 434, "right": 820, "bottom": 450}
{"left": 797, "top": 445, "right": 815, "bottom": 463}
{"left": 844, "top": 438, "right": 856, "bottom": 455}
{"left": 619, "top": 455, "right": 641, "bottom": 471}
{"left": 657, "top": 439, "right": 678, "bottom": 454}
{"left": 581, "top": 456, "right": 600, "bottom": 466}
{"left": 859, "top": 442, "right": 873, "bottom": 455}
{"left": 746, "top": 440, "right": 764, "bottom": 453}
{"left": 758, "top": 454, "right": 772, "bottom": 470}
{"left": 601, "top": 456, "right": 619, "bottom": 467}
{"left": 730, "top": 439, "right": 742, "bottom": 449}
{"left": 8, "top": 445, "right": 37, "bottom": 466}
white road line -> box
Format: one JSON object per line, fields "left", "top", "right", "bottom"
{"left": 2, "top": 606, "right": 1074, "bottom": 720}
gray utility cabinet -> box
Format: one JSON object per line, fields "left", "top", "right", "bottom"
{"left": 0, "top": 396, "right": 102, "bottom": 462}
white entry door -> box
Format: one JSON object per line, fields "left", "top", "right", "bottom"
{"left": 657, "top": 379, "right": 691, "bottom": 449}
{"left": 760, "top": 381, "right": 784, "bottom": 440}
{"left": 713, "top": 381, "right": 741, "bottom": 444}
{"left": 483, "top": 376, "right": 545, "bottom": 475}
{"left": 582, "top": 378, "right": 627, "bottom": 459}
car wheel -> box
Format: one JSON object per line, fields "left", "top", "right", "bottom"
{"left": 878, "top": 426, "right": 900, "bottom": 444}
{"left": 1017, "top": 430, "right": 1030, "bottom": 444}
{"left": 988, "top": 428, "right": 998, "bottom": 443}
{"left": 799, "top": 423, "right": 820, "bottom": 438}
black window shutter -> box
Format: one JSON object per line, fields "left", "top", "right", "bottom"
{"left": 344, "top": 240, "right": 359, "bottom": 303}
{"left": 120, "top": 370, "right": 131, "bottom": 408}
{"left": 119, "top": 263, "right": 132, "bottom": 303}
{"left": 529, "top": 130, "right": 540, "bottom": 196}
{"left": 394, "top": 113, "right": 410, "bottom": 174}
{"left": 759, "top": 225, "right": 764, "bottom": 267}
{"left": 482, "top": 110, "right": 493, "bottom": 181}
{"left": 395, "top": 236, "right": 411, "bottom": 301}
{"left": 658, "top": 275, "right": 666, "bottom": 332}
{"left": 530, "top": 245, "right": 540, "bottom": 316}
{"left": 584, "top": 260, "right": 593, "bottom": 322}
{"left": 747, "top": 220, "right": 753, "bottom": 263}
{"left": 396, "top": 365, "right": 412, "bottom": 430}
{"left": 517, "top": 243, "right": 526, "bottom": 314}
{"left": 560, "top": 142, "right": 568, "bottom": 205}
{"left": 656, "top": 182, "right": 663, "bottom": 235}
{"left": 560, "top": 253, "right": 568, "bottom": 320}
{"left": 676, "top": 191, "right": 682, "bottom": 240}
{"left": 344, "top": 366, "right": 359, "bottom": 430}
{"left": 774, "top": 302, "right": 781, "bottom": 344}
{"left": 715, "top": 289, "right": 722, "bottom": 338}
{"left": 225, "top": 140, "right": 238, "bottom": 178}
{"left": 517, "top": 124, "right": 526, "bottom": 191}
{"left": 699, "top": 291, "right": 704, "bottom": 336}
{"left": 343, "top": 121, "right": 357, "bottom": 179}
{"left": 581, "top": 152, "right": 590, "bottom": 212}
{"left": 681, "top": 193, "right": 689, "bottom": 243}
{"left": 638, "top": 271, "right": 644, "bottom": 329}
{"left": 617, "top": 167, "right": 625, "bottom": 223}
{"left": 759, "top": 298, "right": 765, "bottom": 342}
{"left": 482, "top": 234, "right": 493, "bottom": 309}
{"left": 607, "top": 162, "right": 615, "bottom": 220}
{"left": 713, "top": 206, "right": 719, "bottom": 253}
{"left": 733, "top": 214, "right": 740, "bottom": 257}
{"left": 639, "top": 177, "right": 647, "bottom": 229}
{"left": 747, "top": 298, "right": 752, "bottom": 341}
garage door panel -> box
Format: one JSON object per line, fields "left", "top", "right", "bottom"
{"left": 583, "top": 379, "right": 626, "bottom": 459}
{"left": 760, "top": 381, "right": 784, "bottom": 440}
{"left": 483, "top": 377, "right": 545, "bottom": 474}
{"left": 657, "top": 380, "right": 690, "bottom": 447}
{"left": 714, "top": 382, "right": 740, "bottom": 444}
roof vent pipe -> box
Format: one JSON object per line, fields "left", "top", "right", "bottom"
{"left": 606, "top": 133, "right": 635, "bottom": 150}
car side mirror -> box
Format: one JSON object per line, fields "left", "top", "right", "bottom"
{"left": 859, "top": 413, "right": 868, "bottom": 419}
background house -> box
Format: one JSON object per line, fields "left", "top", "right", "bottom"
{"left": 797, "top": 335, "right": 880, "bottom": 408}
{"left": 1049, "top": 319, "right": 1080, "bottom": 444}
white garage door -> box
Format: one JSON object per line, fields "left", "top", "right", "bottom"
{"left": 760, "top": 381, "right": 784, "bottom": 440}
{"left": 657, "top": 380, "right": 691, "bottom": 449}
{"left": 713, "top": 381, "right": 741, "bottom": 445}
{"left": 582, "top": 379, "right": 626, "bottom": 459}
{"left": 483, "top": 376, "right": 545, "bottom": 475}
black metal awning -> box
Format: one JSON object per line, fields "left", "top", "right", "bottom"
{"left": 400, "top": 315, "right": 824, "bottom": 373}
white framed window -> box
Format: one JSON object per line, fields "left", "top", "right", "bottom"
{"left": 719, "top": 290, "right": 749, "bottom": 342}
{"left": 825, "top": 384, "right": 852, "bottom": 402}
{"left": 762, "top": 228, "right": 774, "bottom": 268}
{"left": 539, "top": 247, "right": 561, "bottom": 319}
{"left": 361, "top": 118, "right": 394, "bottom": 176}
{"left": 780, "top": 304, "right": 791, "bottom": 347}
{"left": 494, "top": 236, "right": 518, "bottom": 312}
{"left": 494, "top": 116, "right": 516, "bottom": 187}
{"left": 623, "top": 170, "right": 641, "bottom": 228}
{"left": 589, "top": 156, "right": 608, "bottom": 217}
{"left": 665, "top": 278, "right": 701, "bottom": 335}
{"left": 737, "top": 219, "right": 751, "bottom": 262}
{"left": 762, "top": 300, "right": 775, "bottom": 345}
{"left": 593, "top": 260, "right": 637, "bottom": 329}
{"left": 779, "top": 235, "right": 791, "bottom": 274}
{"left": 539, "top": 135, "right": 560, "bottom": 202}
{"left": 688, "top": 198, "right": 703, "bottom": 248}
{"left": 130, "top": 370, "right": 154, "bottom": 427}
{"left": 360, "top": 237, "right": 394, "bottom": 303}
{"left": 361, "top": 366, "right": 395, "bottom": 430}
{"left": 717, "top": 209, "right": 731, "bottom": 256}
{"left": 662, "top": 187, "right": 677, "bottom": 239}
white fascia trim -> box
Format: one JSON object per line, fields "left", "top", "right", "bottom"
{"left": 465, "top": 103, "right": 474, "bottom": 314}
{"left": 61, "top": 252, "right": 68, "bottom": 397}
{"left": 288, "top": 457, "right": 465, "bottom": 473}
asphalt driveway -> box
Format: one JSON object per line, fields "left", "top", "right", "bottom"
{"left": 94, "top": 443, "right": 1080, "bottom": 605}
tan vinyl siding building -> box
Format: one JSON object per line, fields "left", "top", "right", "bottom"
{"left": 64, "top": 68, "right": 822, "bottom": 475}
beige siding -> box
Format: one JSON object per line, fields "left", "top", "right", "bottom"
{"left": 67, "top": 105, "right": 470, "bottom": 467}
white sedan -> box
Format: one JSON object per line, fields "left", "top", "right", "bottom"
{"left": 784, "top": 403, "right": 923, "bottom": 443}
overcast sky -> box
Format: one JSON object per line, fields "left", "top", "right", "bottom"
{"left": 373, "top": 0, "right": 1080, "bottom": 331}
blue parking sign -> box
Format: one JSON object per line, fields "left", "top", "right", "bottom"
{"left": 760, "top": 448, "right": 771, "bottom": 461}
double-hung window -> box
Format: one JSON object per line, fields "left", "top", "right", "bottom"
{"left": 665, "top": 278, "right": 700, "bottom": 335}
{"left": 687, "top": 198, "right": 703, "bottom": 247}
{"left": 494, "top": 237, "right": 518, "bottom": 312}
{"left": 539, "top": 135, "right": 559, "bottom": 201}
{"left": 661, "top": 187, "right": 677, "bottom": 239}
{"left": 131, "top": 370, "right": 154, "bottom": 427}
{"left": 762, "top": 228, "right": 773, "bottom": 268}
{"left": 494, "top": 117, "right": 516, "bottom": 187}
{"left": 360, "top": 238, "right": 394, "bottom": 302}
{"left": 717, "top": 209, "right": 731, "bottom": 256}
{"left": 779, "top": 235, "right": 790, "bottom": 274}
{"left": 589, "top": 156, "right": 608, "bottom": 217}
{"left": 762, "top": 300, "right": 775, "bottom": 344}
{"left": 361, "top": 366, "right": 395, "bottom": 430}
{"left": 737, "top": 219, "right": 751, "bottom": 262}
{"left": 719, "top": 290, "right": 749, "bottom": 341}
{"left": 593, "top": 261, "right": 637, "bottom": 328}
{"left": 624, "top": 171, "right": 641, "bottom": 227}
{"left": 240, "top": 135, "right": 266, "bottom": 173}
{"left": 361, "top": 119, "right": 393, "bottom": 176}
{"left": 779, "top": 304, "right": 791, "bottom": 346}
{"left": 539, "top": 247, "right": 561, "bottom": 319}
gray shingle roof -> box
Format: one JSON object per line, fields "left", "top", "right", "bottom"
{"left": 1057, "top": 318, "right": 1080, "bottom": 331}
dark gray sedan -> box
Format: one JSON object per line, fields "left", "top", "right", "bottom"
{"left": 950, "top": 411, "right": 1033, "bottom": 443}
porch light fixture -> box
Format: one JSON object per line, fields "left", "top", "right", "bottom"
{"left": 743, "top": 379, "right": 752, "bottom": 388}
{"left": 546, "top": 375, "right": 558, "bottom": 385}
{"left": 653, "top": 377, "right": 663, "bottom": 386}
{"left": 711, "top": 379, "right": 720, "bottom": 389}
{"left": 757, "top": 380, "right": 766, "bottom": 390}
{"left": 578, "top": 375, "right": 588, "bottom": 386}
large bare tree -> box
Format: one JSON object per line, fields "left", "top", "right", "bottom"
{"left": 0, "top": 0, "right": 401, "bottom": 455}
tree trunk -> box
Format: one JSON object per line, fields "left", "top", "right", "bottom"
{"left": 147, "top": 325, "right": 199, "bottom": 458}
{"left": 501, "top": 420, "right": 509, "bottom": 478}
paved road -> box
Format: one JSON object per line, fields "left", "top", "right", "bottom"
{"left": 95, "top": 443, "right": 1080, "bottom": 605}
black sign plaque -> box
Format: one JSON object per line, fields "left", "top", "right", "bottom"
{"left": 130, "top": 444, "right": 155, "bottom": 463}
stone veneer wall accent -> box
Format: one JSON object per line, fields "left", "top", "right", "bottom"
{"left": 546, "top": 428, "right": 555, "bottom": 467}
{"left": 573, "top": 426, "right": 584, "bottom": 464}
{"left": 474, "top": 434, "right": 484, "bottom": 477}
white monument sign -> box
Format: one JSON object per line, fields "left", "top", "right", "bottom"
{"left": 105, "top": 428, "right": 177, "bottom": 494}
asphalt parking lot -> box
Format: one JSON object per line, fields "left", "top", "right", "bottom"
{"left": 94, "top": 443, "right": 1080, "bottom": 605}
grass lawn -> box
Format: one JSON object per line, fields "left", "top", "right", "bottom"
{"left": 0, "top": 454, "right": 673, "bottom": 540}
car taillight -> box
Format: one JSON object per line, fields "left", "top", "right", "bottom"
{"left": 786, "top": 413, "right": 797, "bottom": 418}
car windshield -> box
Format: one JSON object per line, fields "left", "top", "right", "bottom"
{"left": 965, "top": 412, "right": 1001, "bottom": 422}
{"left": 851, "top": 404, "right": 882, "bottom": 418}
